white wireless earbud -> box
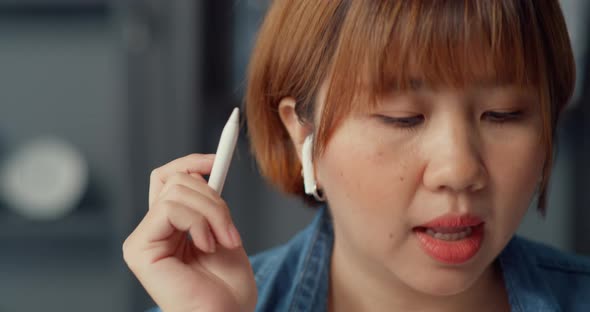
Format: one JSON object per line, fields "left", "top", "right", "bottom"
{"left": 301, "top": 135, "right": 326, "bottom": 201}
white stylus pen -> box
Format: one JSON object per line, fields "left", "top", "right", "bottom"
{"left": 208, "top": 107, "right": 240, "bottom": 194}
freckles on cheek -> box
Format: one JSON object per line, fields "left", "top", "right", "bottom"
{"left": 325, "top": 155, "right": 365, "bottom": 201}
{"left": 321, "top": 124, "right": 413, "bottom": 211}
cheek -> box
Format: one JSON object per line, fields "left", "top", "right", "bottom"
{"left": 486, "top": 133, "right": 545, "bottom": 229}
{"left": 489, "top": 136, "right": 544, "bottom": 194}
{"left": 318, "top": 132, "right": 407, "bottom": 207}
{"left": 315, "top": 123, "right": 419, "bottom": 243}
{"left": 486, "top": 114, "right": 546, "bottom": 187}
{"left": 318, "top": 138, "right": 374, "bottom": 204}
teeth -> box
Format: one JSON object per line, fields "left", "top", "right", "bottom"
{"left": 425, "top": 226, "right": 473, "bottom": 241}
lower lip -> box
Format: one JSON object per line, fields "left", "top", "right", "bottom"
{"left": 414, "top": 224, "right": 484, "bottom": 265}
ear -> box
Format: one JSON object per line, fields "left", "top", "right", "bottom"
{"left": 278, "top": 97, "right": 312, "bottom": 162}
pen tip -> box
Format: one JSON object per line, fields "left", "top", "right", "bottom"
{"left": 229, "top": 107, "right": 240, "bottom": 123}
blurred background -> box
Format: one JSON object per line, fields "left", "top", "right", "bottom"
{"left": 0, "top": 0, "right": 588, "bottom": 311}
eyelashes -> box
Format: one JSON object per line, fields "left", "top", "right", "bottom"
{"left": 481, "top": 111, "right": 525, "bottom": 123}
{"left": 375, "top": 110, "right": 525, "bottom": 130}
{"left": 376, "top": 115, "right": 424, "bottom": 128}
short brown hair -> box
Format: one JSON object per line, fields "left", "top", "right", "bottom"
{"left": 245, "top": 0, "right": 575, "bottom": 213}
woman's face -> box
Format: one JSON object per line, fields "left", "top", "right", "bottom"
{"left": 314, "top": 83, "right": 545, "bottom": 296}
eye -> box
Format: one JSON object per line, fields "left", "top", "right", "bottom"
{"left": 375, "top": 115, "right": 425, "bottom": 129}
{"left": 482, "top": 111, "right": 524, "bottom": 123}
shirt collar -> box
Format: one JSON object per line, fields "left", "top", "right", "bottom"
{"left": 498, "top": 236, "right": 561, "bottom": 311}
{"left": 288, "top": 205, "right": 334, "bottom": 311}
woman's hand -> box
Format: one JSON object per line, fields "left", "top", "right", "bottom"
{"left": 123, "top": 154, "right": 257, "bottom": 312}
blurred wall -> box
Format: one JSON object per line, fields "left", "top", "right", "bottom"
{"left": 0, "top": 5, "right": 132, "bottom": 312}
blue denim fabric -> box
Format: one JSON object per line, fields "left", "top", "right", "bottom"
{"left": 150, "top": 206, "right": 590, "bottom": 311}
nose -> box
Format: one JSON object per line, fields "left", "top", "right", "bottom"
{"left": 423, "top": 121, "right": 487, "bottom": 193}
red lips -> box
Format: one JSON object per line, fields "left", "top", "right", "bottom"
{"left": 418, "top": 214, "right": 483, "bottom": 229}
{"left": 414, "top": 214, "right": 485, "bottom": 265}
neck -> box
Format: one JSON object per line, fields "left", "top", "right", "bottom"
{"left": 328, "top": 238, "right": 510, "bottom": 312}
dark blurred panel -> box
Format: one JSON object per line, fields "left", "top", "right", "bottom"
{"left": 0, "top": 0, "right": 108, "bottom": 17}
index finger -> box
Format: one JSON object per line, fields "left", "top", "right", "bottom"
{"left": 148, "top": 153, "right": 215, "bottom": 208}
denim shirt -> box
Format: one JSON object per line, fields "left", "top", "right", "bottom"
{"left": 250, "top": 206, "right": 590, "bottom": 312}
{"left": 149, "top": 206, "right": 590, "bottom": 312}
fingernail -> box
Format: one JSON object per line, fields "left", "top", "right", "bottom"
{"left": 207, "top": 231, "right": 216, "bottom": 252}
{"left": 227, "top": 224, "right": 242, "bottom": 248}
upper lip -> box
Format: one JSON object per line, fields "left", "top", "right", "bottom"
{"left": 417, "top": 214, "right": 484, "bottom": 228}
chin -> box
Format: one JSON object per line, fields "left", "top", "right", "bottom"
{"left": 414, "top": 278, "right": 474, "bottom": 297}
{"left": 391, "top": 262, "right": 483, "bottom": 297}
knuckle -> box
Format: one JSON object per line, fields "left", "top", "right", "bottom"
{"left": 122, "top": 237, "right": 135, "bottom": 265}
{"left": 162, "top": 175, "right": 178, "bottom": 191}
{"left": 167, "top": 183, "right": 188, "bottom": 198}
{"left": 187, "top": 153, "right": 203, "bottom": 161}
{"left": 166, "top": 173, "right": 182, "bottom": 185}
{"left": 159, "top": 183, "right": 183, "bottom": 201}
{"left": 149, "top": 168, "right": 161, "bottom": 181}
